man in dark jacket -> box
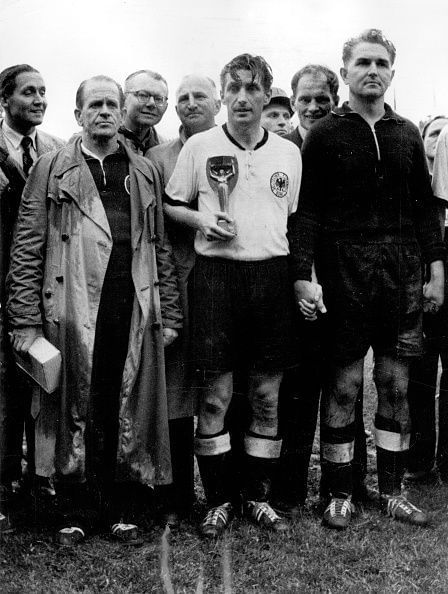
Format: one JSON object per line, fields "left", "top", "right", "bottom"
{"left": 285, "top": 64, "right": 339, "bottom": 149}
{"left": 290, "top": 29, "right": 445, "bottom": 530}
{"left": 119, "top": 69, "right": 168, "bottom": 154}
{"left": 7, "top": 75, "right": 181, "bottom": 545}
{"left": 0, "top": 64, "right": 64, "bottom": 529}
{"left": 274, "top": 64, "right": 369, "bottom": 516}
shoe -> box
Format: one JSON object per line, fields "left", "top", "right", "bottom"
{"left": 111, "top": 523, "right": 139, "bottom": 542}
{"left": 200, "top": 502, "right": 233, "bottom": 539}
{"left": 382, "top": 494, "right": 429, "bottom": 527}
{"left": 322, "top": 497, "right": 354, "bottom": 530}
{"left": 0, "top": 511, "right": 14, "bottom": 534}
{"left": 56, "top": 526, "right": 85, "bottom": 546}
{"left": 34, "top": 476, "right": 56, "bottom": 498}
{"left": 244, "top": 501, "right": 289, "bottom": 532}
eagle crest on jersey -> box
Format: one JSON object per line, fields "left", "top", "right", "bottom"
{"left": 270, "top": 172, "right": 289, "bottom": 198}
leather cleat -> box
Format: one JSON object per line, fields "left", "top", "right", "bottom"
{"left": 322, "top": 497, "right": 354, "bottom": 530}
{"left": 34, "top": 476, "right": 56, "bottom": 498}
{"left": 245, "top": 500, "right": 289, "bottom": 532}
{"left": 111, "top": 522, "right": 139, "bottom": 542}
{"left": 200, "top": 502, "right": 233, "bottom": 538}
{"left": 56, "top": 526, "right": 85, "bottom": 546}
{"left": 0, "top": 512, "right": 14, "bottom": 534}
{"left": 382, "top": 494, "right": 429, "bottom": 527}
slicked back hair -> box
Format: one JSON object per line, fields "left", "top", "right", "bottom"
{"left": 220, "top": 54, "right": 273, "bottom": 93}
{"left": 175, "top": 75, "right": 218, "bottom": 101}
{"left": 290, "top": 65, "right": 339, "bottom": 104}
{"left": 75, "top": 75, "right": 125, "bottom": 110}
{"left": 0, "top": 64, "right": 39, "bottom": 100}
{"left": 124, "top": 70, "right": 168, "bottom": 94}
{"left": 342, "top": 28, "right": 396, "bottom": 66}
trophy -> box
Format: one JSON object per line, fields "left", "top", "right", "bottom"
{"left": 206, "top": 155, "right": 239, "bottom": 235}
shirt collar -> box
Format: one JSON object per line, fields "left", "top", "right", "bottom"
{"left": 222, "top": 123, "right": 268, "bottom": 150}
{"left": 81, "top": 141, "right": 124, "bottom": 163}
{"left": 179, "top": 126, "right": 188, "bottom": 145}
{"left": 2, "top": 120, "right": 37, "bottom": 150}
{"left": 332, "top": 101, "right": 403, "bottom": 123}
{"left": 297, "top": 123, "right": 307, "bottom": 141}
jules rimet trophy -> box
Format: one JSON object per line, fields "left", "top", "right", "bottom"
{"left": 206, "top": 155, "right": 239, "bottom": 235}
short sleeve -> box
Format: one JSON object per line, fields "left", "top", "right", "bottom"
{"left": 432, "top": 125, "right": 448, "bottom": 202}
{"left": 165, "top": 143, "right": 198, "bottom": 204}
{"left": 287, "top": 146, "right": 302, "bottom": 215}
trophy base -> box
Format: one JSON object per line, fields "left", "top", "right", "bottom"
{"left": 217, "top": 219, "right": 237, "bottom": 235}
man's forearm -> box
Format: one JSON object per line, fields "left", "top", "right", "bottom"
{"left": 164, "top": 202, "right": 202, "bottom": 230}
{"left": 429, "top": 259, "right": 444, "bottom": 283}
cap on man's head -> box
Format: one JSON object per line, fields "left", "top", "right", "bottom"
{"left": 265, "top": 87, "right": 293, "bottom": 116}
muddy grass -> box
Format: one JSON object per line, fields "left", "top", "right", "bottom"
{"left": 1, "top": 353, "right": 448, "bottom": 593}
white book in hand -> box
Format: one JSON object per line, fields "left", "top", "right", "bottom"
{"left": 14, "top": 336, "right": 61, "bottom": 394}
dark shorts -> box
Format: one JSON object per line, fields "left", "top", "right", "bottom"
{"left": 317, "top": 239, "right": 423, "bottom": 365}
{"left": 191, "top": 255, "right": 297, "bottom": 373}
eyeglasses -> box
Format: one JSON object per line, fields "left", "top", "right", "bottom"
{"left": 125, "top": 91, "right": 167, "bottom": 106}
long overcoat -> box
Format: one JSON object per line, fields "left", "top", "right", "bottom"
{"left": 7, "top": 137, "right": 182, "bottom": 486}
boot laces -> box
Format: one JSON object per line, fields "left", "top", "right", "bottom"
{"left": 328, "top": 497, "right": 352, "bottom": 518}
{"left": 249, "top": 501, "right": 281, "bottom": 523}
{"left": 203, "top": 503, "right": 231, "bottom": 527}
{"left": 386, "top": 495, "right": 421, "bottom": 517}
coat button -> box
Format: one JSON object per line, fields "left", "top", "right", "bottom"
{"left": 61, "top": 233, "right": 69, "bottom": 241}
{"left": 56, "top": 275, "right": 63, "bottom": 283}
{"left": 44, "top": 290, "right": 52, "bottom": 298}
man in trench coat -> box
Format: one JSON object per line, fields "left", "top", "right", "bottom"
{"left": 7, "top": 75, "right": 182, "bottom": 544}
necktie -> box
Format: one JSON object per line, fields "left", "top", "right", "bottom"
{"left": 21, "top": 136, "right": 34, "bottom": 176}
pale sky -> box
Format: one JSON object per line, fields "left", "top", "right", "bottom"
{"left": 1, "top": 0, "right": 448, "bottom": 139}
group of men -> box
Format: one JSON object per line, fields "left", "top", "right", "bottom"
{"left": 0, "top": 27, "right": 446, "bottom": 545}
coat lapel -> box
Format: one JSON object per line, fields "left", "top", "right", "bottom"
{"left": 53, "top": 140, "right": 111, "bottom": 239}
{"left": 124, "top": 145, "right": 155, "bottom": 251}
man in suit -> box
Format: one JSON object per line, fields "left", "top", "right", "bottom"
{"left": 0, "top": 64, "right": 64, "bottom": 529}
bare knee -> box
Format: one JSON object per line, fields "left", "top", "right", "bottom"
{"left": 249, "top": 372, "right": 282, "bottom": 433}
{"left": 198, "top": 372, "right": 233, "bottom": 433}
{"left": 322, "top": 361, "right": 363, "bottom": 425}
{"left": 374, "top": 356, "right": 409, "bottom": 407}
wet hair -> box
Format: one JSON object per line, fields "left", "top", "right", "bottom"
{"left": 342, "top": 28, "right": 396, "bottom": 66}
{"left": 421, "top": 115, "right": 448, "bottom": 139}
{"left": 124, "top": 70, "right": 168, "bottom": 94}
{"left": 75, "top": 75, "right": 125, "bottom": 109}
{"left": 220, "top": 53, "right": 273, "bottom": 93}
{"left": 290, "top": 65, "right": 339, "bottom": 104}
{"left": 0, "top": 64, "right": 39, "bottom": 100}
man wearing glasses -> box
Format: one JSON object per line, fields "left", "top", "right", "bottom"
{"left": 120, "top": 70, "right": 168, "bottom": 154}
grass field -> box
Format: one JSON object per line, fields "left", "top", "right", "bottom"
{"left": 1, "top": 356, "right": 448, "bottom": 593}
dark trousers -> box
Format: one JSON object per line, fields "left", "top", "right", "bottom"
{"left": 156, "top": 416, "right": 195, "bottom": 516}
{"left": 0, "top": 343, "right": 34, "bottom": 486}
{"left": 84, "top": 275, "right": 134, "bottom": 525}
{"left": 275, "top": 318, "right": 367, "bottom": 505}
{"left": 408, "top": 306, "right": 448, "bottom": 477}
